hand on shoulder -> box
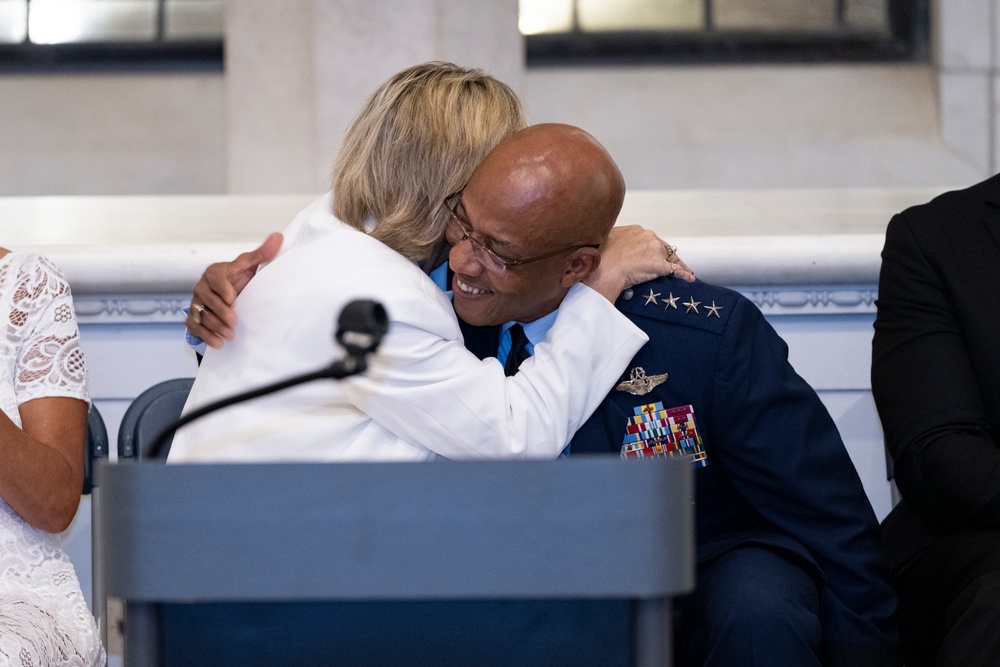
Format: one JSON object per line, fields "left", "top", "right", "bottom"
{"left": 583, "top": 225, "right": 695, "bottom": 301}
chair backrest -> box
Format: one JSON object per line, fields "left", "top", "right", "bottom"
{"left": 84, "top": 404, "right": 110, "bottom": 636}
{"left": 83, "top": 404, "right": 109, "bottom": 495}
{"left": 118, "top": 378, "right": 195, "bottom": 461}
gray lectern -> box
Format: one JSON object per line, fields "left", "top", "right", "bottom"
{"left": 98, "top": 457, "right": 693, "bottom": 666}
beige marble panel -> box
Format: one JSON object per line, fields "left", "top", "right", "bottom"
{"left": 311, "top": 0, "right": 438, "bottom": 190}
{"left": 939, "top": 70, "right": 992, "bottom": 175}
{"left": 524, "top": 64, "right": 979, "bottom": 189}
{"left": 844, "top": 0, "right": 889, "bottom": 33}
{"left": 226, "top": 0, "right": 523, "bottom": 195}
{"left": 224, "top": 0, "right": 319, "bottom": 194}
{"left": 164, "top": 0, "right": 224, "bottom": 40}
{"left": 618, "top": 187, "right": 939, "bottom": 237}
{"left": 994, "top": 74, "right": 1000, "bottom": 173}
{"left": 937, "top": 0, "right": 993, "bottom": 69}
{"left": 0, "top": 74, "right": 224, "bottom": 196}
{"left": 437, "top": 0, "right": 524, "bottom": 91}
{"left": 995, "top": 0, "right": 1000, "bottom": 69}
{"left": 310, "top": 0, "right": 523, "bottom": 181}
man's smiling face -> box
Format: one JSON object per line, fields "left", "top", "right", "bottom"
{"left": 446, "top": 180, "right": 579, "bottom": 328}
{"left": 445, "top": 123, "right": 623, "bottom": 328}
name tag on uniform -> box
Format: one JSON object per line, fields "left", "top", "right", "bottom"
{"left": 620, "top": 402, "right": 708, "bottom": 468}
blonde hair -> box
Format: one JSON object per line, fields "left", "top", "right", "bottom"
{"left": 332, "top": 62, "right": 527, "bottom": 262}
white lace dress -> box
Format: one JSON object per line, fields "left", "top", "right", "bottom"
{"left": 0, "top": 253, "right": 105, "bottom": 667}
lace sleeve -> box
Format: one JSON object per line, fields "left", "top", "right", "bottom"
{"left": 8, "top": 255, "right": 88, "bottom": 406}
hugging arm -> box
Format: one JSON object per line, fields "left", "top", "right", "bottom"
{"left": 190, "top": 227, "right": 694, "bottom": 349}
{"left": 187, "top": 232, "right": 284, "bottom": 349}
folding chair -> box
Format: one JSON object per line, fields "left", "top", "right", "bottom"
{"left": 118, "top": 378, "right": 195, "bottom": 461}
{"left": 84, "top": 404, "right": 109, "bottom": 646}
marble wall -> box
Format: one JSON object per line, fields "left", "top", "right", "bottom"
{"left": 0, "top": 74, "right": 224, "bottom": 195}
{"left": 1, "top": 0, "right": 998, "bottom": 196}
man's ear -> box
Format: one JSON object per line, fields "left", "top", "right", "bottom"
{"left": 560, "top": 248, "right": 601, "bottom": 288}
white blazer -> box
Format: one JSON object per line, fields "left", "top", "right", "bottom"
{"left": 169, "top": 194, "right": 648, "bottom": 462}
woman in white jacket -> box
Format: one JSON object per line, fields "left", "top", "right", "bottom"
{"left": 171, "top": 62, "right": 688, "bottom": 463}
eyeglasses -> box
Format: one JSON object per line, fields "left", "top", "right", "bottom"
{"left": 442, "top": 191, "right": 600, "bottom": 274}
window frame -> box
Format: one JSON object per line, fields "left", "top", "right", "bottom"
{"left": 0, "top": 0, "right": 223, "bottom": 73}
{"left": 525, "top": 0, "right": 930, "bottom": 66}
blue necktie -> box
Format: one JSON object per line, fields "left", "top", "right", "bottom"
{"left": 503, "top": 324, "right": 531, "bottom": 377}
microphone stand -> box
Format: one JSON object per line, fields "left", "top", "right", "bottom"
{"left": 147, "top": 299, "right": 388, "bottom": 460}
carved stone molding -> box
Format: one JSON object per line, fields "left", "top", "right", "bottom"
{"left": 75, "top": 295, "right": 190, "bottom": 324}
{"left": 736, "top": 286, "right": 878, "bottom": 315}
{"left": 74, "top": 287, "right": 880, "bottom": 326}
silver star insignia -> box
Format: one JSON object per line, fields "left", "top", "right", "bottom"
{"left": 705, "top": 301, "right": 723, "bottom": 318}
{"left": 683, "top": 297, "right": 701, "bottom": 314}
{"left": 643, "top": 288, "right": 661, "bottom": 305}
{"left": 663, "top": 292, "right": 679, "bottom": 309}
{"left": 615, "top": 367, "right": 669, "bottom": 396}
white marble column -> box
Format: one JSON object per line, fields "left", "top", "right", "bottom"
{"left": 935, "top": 0, "right": 1000, "bottom": 176}
{"left": 224, "top": 0, "right": 523, "bottom": 194}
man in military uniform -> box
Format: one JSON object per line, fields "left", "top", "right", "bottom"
{"left": 450, "top": 124, "right": 900, "bottom": 666}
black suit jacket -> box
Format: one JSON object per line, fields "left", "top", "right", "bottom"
{"left": 873, "top": 174, "right": 1000, "bottom": 571}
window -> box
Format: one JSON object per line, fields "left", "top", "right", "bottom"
{"left": 520, "top": 0, "right": 929, "bottom": 64}
{"left": 0, "top": 0, "right": 223, "bottom": 71}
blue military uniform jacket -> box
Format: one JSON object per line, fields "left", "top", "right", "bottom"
{"left": 462, "top": 277, "right": 898, "bottom": 664}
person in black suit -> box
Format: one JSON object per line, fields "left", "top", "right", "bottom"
{"left": 872, "top": 175, "right": 1000, "bottom": 667}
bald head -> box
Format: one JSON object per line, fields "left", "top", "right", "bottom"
{"left": 466, "top": 123, "right": 626, "bottom": 246}
{"left": 447, "top": 124, "right": 627, "bottom": 326}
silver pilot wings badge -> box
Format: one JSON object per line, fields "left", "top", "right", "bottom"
{"left": 615, "top": 367, "right": 668, "bottom": 396}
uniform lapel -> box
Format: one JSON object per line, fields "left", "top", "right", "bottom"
{"left": 458, "top": 317, "right": 501, "bottom": 361}
{"left": 448, "top": 259, "right": 502, "bottom": 361}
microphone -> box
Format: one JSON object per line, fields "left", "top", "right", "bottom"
{"left": 335, "top": 299, "right": 389, "bottom": 370}
{"left": 147, "top": 299, "right": 388, "bottom": 459}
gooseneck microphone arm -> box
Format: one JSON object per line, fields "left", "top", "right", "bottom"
{"left": 147, "top": 299, "right": 389, "bottom": 460}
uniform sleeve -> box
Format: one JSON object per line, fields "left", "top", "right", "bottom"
{"left": 11, "top": 256, "right": 89, "bottom": 406}
{"left": 871, "top": 214, "right": 1000, "bottom": 531}
{"left": 711, "top": 296, "right": 899, "bottom": 662}
{"left": 350, "top": 282, "right": 649, "bottom": 459}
